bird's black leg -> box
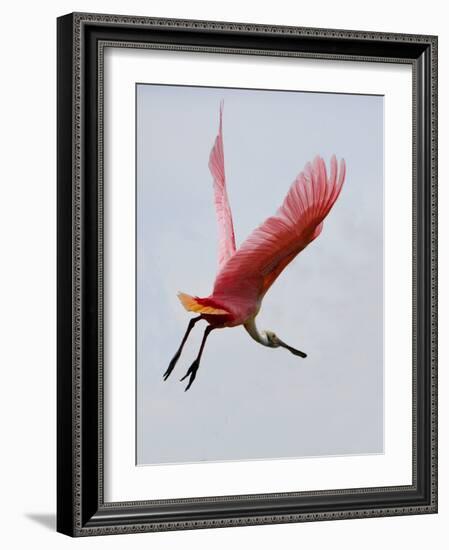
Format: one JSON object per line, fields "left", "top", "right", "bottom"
{"left": 163, "top": 316, "right": 202, "bottom": 381}
{"left": 180, "top": 325, "right": 214, "bottom": 391}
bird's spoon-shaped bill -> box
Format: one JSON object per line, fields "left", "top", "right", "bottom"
{"left": 275, "top": 337, "right": 307, "bottom": 358}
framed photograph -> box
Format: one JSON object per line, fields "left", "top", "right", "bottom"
{"left": 57, "top": 12, "right": 438, "bottom": 536}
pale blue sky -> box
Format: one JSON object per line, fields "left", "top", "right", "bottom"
{"left": 136, "top": 83, "right": 384, "bottom": 465}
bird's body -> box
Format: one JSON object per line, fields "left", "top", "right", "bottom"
{"left": 164, "top": 102, "right": 346, "bottom": 390}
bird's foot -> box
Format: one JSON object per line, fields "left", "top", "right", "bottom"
{"left": 180, "top": 359, "right": 200, "bottom": 391}
{"left": 163, "top": 352, "right": 181, "bottom": 381}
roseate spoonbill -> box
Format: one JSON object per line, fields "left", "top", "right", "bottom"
{"left": 164, "top": 103, "right": 346, "bottom": 390}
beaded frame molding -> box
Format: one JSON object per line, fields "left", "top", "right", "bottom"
{"left": 57, "top": 12, "right": 438, "bottom": 537}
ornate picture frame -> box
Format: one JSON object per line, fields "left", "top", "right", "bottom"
{"left": 57, "top": 12, "right": 437, "bottom": 536}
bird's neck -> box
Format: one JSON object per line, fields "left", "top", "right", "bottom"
{"left": 244, "top": 317, "right": 270, "bottom": 346}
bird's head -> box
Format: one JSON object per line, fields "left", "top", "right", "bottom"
{"left": 263, "top": 330, "right": 307, "bottom": 358}
{"left": 263, "top": 330, "right": 279, "bottom": 347}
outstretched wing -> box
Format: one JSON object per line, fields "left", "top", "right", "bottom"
{"left": 212, "top": 155, "right": 346, "bottom": 305}
{"left": 209, "top": 102, "right": 237, "bottom": 269}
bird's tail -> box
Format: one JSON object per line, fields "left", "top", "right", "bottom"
{"left": 177, "top": 292, "right": 229, "bottom": 315}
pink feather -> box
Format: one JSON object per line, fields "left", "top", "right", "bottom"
{"left": 181, "top": 105, "right": 346, "bottom": 327}
{"left": 208, "top": 101, "right": 237, "bottom": 269}
{"left": 210, "top": 154, "right": 346, "bottom": 324}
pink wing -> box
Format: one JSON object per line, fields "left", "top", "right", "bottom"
{"left": 212, "top": 155, "right": 346, "bottom": 308}
{"left": 208, "top": 102, "right": 237, "bottom": 269}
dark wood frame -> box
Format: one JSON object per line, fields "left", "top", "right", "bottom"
{"left": 57, "top": 12, "right": 438, "bottom": 537}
